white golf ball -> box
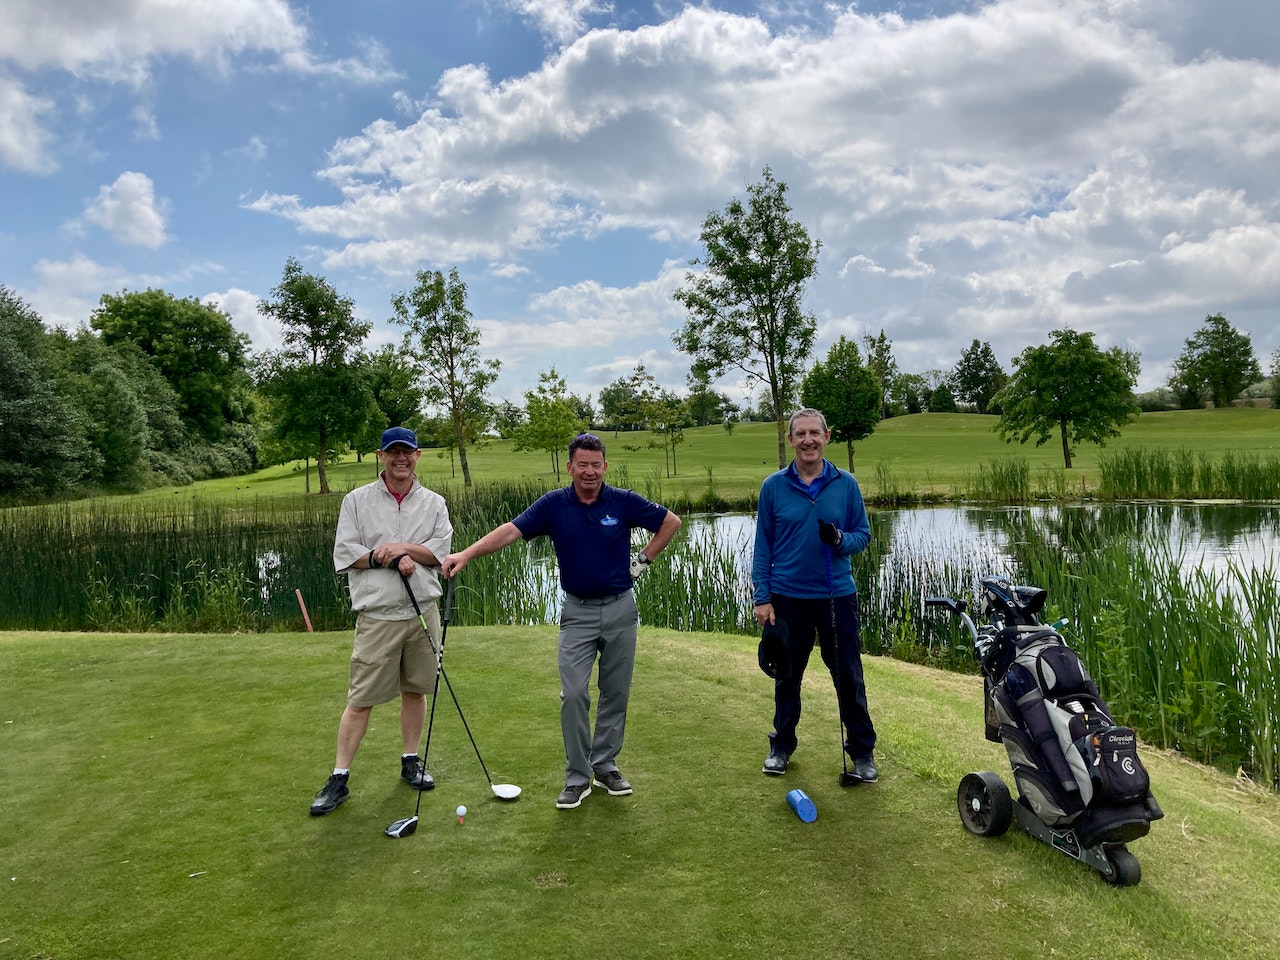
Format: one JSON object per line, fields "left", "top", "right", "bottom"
{"left": 456, "top": 805, "right": 467, "bottom": 817}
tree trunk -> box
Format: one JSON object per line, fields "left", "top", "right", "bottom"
{"left": 305, "top": 456, "right": 311, "bottom": 494}
{"left": 317, "top": 426, "right": 330, "bottom": 494}
{"left": 1059, "top": 421, "right": 1073, "bottom": 469}
{"left": 775, "top": 415, "right": 787, "bottom": 469}
{"left": 846, "top": 440, "right": 855, "bottom": 473}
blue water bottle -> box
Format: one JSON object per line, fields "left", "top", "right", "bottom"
{"left": 786, "top": 788, "right": 818, "bottom": 822}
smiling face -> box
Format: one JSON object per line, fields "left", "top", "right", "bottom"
{"left": 377, "top": 443, "right": 420, "bottom": 487}
{"left": 788, "top": 413, "right": 831, "bottom": 475}
{"left": 566, "top": 447, "right": 607, "bottom": 502}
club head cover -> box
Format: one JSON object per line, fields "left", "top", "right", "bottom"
{"left": 757, "top": 619, "right": 790, "bottom": 680}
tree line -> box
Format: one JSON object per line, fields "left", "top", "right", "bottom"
{"left": 3, "top": 171, "right": 1278, "bottom": 503}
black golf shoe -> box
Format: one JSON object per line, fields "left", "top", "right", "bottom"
{"left": 852, "top": 756, "right": 879, "bottom": 783}
{"left": 310, "top": 773, "right": 350, "bottom": 816}
{"left": 763, "top": 747, "right": 790, "bottom": 776}
{"left": 401, "top": 755, "right": 435, "bottom": 790}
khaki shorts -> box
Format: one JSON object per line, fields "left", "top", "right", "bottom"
{"left": 347, "top": 610, "right": 440, "bottom": 708}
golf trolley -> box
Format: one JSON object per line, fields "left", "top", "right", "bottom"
{"left": 926, "top": 577, "right": 1164, "bottom": 886}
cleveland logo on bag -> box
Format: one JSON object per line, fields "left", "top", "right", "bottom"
{"left": 1088, "top": 726, "right": 1150, "bottom": 803}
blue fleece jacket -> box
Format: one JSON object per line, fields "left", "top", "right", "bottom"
{"left": 752, "top": 459, "right": 871, "bottom": 604}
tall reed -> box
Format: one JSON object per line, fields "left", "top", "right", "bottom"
{"left": 1098, "top": 447, "right": 1280, "bottom": 500}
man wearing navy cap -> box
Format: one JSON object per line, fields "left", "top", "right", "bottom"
{"left": 442, "top": 432, "right": 681, "bottom": 809}
{"left": 309, "top": 426, "right": 454, "bottom": 816}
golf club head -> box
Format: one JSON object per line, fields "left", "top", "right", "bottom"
{"left": 491, "top": 783, "right": 522, "bottom": 801}
{"left": 840, "top": 772, "right": 862, "bottom": 788}
{"left": 385, "top": 815, "right": 419, "bottom": 838}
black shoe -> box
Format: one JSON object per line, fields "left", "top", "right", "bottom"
{"left": 592, "top": 769, "right": 633, "bottom": 796}
{"left": 555, "top": 782, "right": 592, "bottom": 809}
{"left": 852, "top": 756, "right": 879, "bottom": 783}
{"left": 401, "top": 755, "right": 435, "bottom": 790}
{"left": 310, "top": 773, "right": 350, "bottom": 816}
{"left": 763, "top": 748, "right": 790, "bottom": 776}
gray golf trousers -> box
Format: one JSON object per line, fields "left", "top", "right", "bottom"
{"left": 558, "top": 589, "right": 639, "bottom": 787}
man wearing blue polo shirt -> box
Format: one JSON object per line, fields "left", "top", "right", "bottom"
{"left": 442, "top": 433, "right": 681, "bottom": 808}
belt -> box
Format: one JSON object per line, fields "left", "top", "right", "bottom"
{"left": 564, "top": 589, "right": 631, "bottom": 606}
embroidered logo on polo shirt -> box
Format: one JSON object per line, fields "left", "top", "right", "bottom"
{"left": 600, "top": 515, "right": 619, "bottom": 526}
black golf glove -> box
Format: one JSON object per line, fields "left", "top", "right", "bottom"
{"left": 817, "top": 519, "right": 843, "bottom": 548}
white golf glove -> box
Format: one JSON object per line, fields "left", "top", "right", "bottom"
{"left": 630, "top": 551, "right": 652, "bottom": 580}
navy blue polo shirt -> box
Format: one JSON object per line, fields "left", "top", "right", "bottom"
{"left": 513, "top": 484, "right": 669, "bottom": 598}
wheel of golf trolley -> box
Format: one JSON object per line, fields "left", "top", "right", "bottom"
{"left": 1102, "top": 847, "right": 1142, "bottom": 887}
{"left": 957, "top": 771, "right": 1013, "bottom": 837}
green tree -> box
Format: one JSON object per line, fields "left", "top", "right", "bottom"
{"left": 861, "top": 330, "right": 898, "bottom": 419}
{"left": 255, "top": 258, "right": 380, "bottom": 494}
{"left": 643, "top": 389, "right": 691, "bottom": 477}
{"left": 492, "top": 399, "right": 526, "bottom": 439}
{"left": 993, "top": 328, "right": 1140, "bottom": 468}
{"left": 0, "top": 287, "right": 94, "bottom": 497}
{"left": 1168, "top": 314, "right": 1262, "bottom": 408}
{"left": 598, "top": 375, "right": 643, "bottom": 433}
{"left": 686, "top": 381, "right": 733, "bottom": 427}
{"left": 352, "top": 344, "right": 425, "bottom": 460}
{"left": 673, "top": 166, "right": 820, "bottom": 468}
{"left": 90, "top": 288, "right": 252, "bottom": 442}
{"left": 800, "top": 336, "right": 880, "bottom": 472}
{"left": 928, "top": 384, "right": 958, "bottom": 412}
{"left": 391, "top": 268, "right": 499, "bottom": 487}
{"left": 513, "top": 368, "right": 585, "bottom": 480}
{"left": 951, "top": 339, "right": 1007, "bottom": 414}
{"left": 1271, "top": 346, "right": 1280, "bottom": 408}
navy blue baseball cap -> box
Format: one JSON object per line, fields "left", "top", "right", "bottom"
{"left": 379, "top": 427, "right": 419, "bottom": 451}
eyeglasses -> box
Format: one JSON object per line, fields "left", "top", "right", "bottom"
{"left": 574, "top": 433, "right": 601, "bottom": 443}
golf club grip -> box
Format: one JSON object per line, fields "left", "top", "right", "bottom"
{"left": 442, "top": 575, "right": 455, "bottom": 624}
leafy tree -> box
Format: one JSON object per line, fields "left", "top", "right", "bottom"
{"left": 598, "top": 375, "right": 643, "bottom": 433}
{"left": 391, "top": 268, "right": 499, "bottom": 487}
{"left": 352, "top": 344, "right": 425, "bottom": 460}
{"left": 1168, "top": 314, "right": 1262, "bottom": 408}
{"left": 255, "top": 258, "right": 380, "bottom": 494}
{"left": 928, "top": 384, "right": 958, "bottom": 413}
{"left": 643, "top": 389, "right": 691, "bottom": 477}
{"left": 800, "top": 336, "right": 880, "bottom": 472}
{"left": 569, "top": 392, "right": 595, "bottom": 427}
{"left": 673, "top": 166, "right": 820, "bottom": 468}
{"left": 993, "top": 328, "right": 1140, "bottom": 468}
{"left": 91, "top": 288, "right": 252, "bottom": 442}
{"left": 492, "top": 399, "right": 526, "bottom": 439}
{"left": 861, "top": 330, "right": 898, "bottom": 419}
{"left": 513, "top": 368, "right": 585, "bottom": 480}
{"left": 951, "top": 339, "right": 1007, "bottom": 414}
{"left": 892, "top": 372, "right": 929, "bottom": 415}
{"left": 1271, "top": 346, "right": 1280, "bottom": 408}
{"left": 0, "top": 287, "right": 95, "bottom": 497}
{"left": 686, "top": 383, "right": 733, "bottom": 427}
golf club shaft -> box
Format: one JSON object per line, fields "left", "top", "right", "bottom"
{"left": 401, "top": 575, "right": 497, "bottom": 787}
{"left": 825, "top": 543, "right": 851, "bottom": 777}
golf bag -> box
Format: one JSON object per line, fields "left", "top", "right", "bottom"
{"left": 975, "top": 577, "right": 1163, "bottom": 846}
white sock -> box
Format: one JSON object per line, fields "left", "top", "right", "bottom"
{"left": 333, "top": 768, "right": 349, "bottom": 776}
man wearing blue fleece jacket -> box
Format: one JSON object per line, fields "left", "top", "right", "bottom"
{"left": 751, "top": 408, "right": 879, "bottom": 784}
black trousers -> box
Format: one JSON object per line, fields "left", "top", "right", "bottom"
{"left": 767, "top": 593, "right": 877, "bottom": 759}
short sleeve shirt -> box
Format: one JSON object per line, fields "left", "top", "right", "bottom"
{"left": 513, "top": 484, "right": 669, "bottom": 598}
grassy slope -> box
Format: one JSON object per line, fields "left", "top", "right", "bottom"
{"left": 2, "top": 625, "right": 1278, "bottom": 960}
{"left": 123, "top": 407, "right": 1280, "bottom": 507}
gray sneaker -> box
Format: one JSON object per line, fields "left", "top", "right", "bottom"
{"left": 555, "top": 782, "right": 592, "bottom": 809}
{"left": 592, "top": 770, "right": 633, "bottom": 796}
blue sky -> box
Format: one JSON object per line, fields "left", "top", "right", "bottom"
{"left": 3, "top": 0, "right": 1279, "bottom": 410}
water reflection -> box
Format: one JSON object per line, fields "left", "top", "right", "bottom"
{"left": 685, "top": 502, "right": 1280, "bottom": 591}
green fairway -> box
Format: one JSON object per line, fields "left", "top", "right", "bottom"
{"left": 120, "top": 407, "right": 1280, "bottom": 507}
{"left": 3, "top": 626, "right": 1279, "bottom": 959}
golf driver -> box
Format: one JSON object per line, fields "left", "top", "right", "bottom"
{"left": 820, "top": 522, "right": 858, "bottom": 788}
{"left": 385, "top": 573, "right": 455, "bottom": 838}
{"left": 401, "top": 574, "right": 522, "bottom": 801}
